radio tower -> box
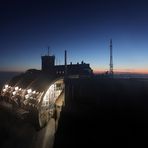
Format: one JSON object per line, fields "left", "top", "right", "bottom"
{"left": 109, "top": 39, "right": 113, "bottom": 76}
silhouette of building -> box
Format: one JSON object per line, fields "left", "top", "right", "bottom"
{"left": 41, "top": 55, "right": 55, "bottom": 75}
{"left": 41, "top": 51, "right": 93, "bottom": 78}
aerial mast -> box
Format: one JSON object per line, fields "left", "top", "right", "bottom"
{"left": 109, "top": 39, "right": 113, "bottom": 76}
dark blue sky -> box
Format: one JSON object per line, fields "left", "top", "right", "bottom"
{"left": 1, "top": 0, "right": 148, "bottom": 73}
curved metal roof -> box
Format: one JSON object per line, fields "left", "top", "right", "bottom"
{"left": 8, "top": 70, "right": 54, "bottom": 92}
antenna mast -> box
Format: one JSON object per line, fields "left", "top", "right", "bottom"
{"left": 48, "top": 46, "right": 50, "bottom": 56}
{"left": 110, "top": 39, "right": 113, "bottom": 75}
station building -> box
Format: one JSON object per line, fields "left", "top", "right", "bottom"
{"left": 41, "top": 52, "right": 93, "bottom": 78}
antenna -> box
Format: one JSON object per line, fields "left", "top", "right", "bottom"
{"left": 109, "top": 39, "right": 113, "bottom": 75}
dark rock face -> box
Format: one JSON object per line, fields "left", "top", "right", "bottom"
{"left": 54, "top": 78, "right": 148, "bottom": 147}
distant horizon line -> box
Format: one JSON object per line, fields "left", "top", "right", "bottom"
{"left": 93, "top": 68, "right": 148, "bottom": 75}
{"left": 1, "top": 70, "right": 148, "bottom": 75}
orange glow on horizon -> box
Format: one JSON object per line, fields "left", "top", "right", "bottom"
{"left": 93, "top": 68, "right": 148, "bottom": 74}
{"left": 1, "top": 66, "right": 148, "bottom": 75}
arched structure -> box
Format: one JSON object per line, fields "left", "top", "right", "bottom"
{"left": 38, "top": 78, "right": 64, "bottom": 128}
{"left": 0, "top": 70, "right": 65, "bottom": 129}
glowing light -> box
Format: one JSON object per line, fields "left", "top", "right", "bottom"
{"left": 32, "top": 90, "right": 36, "bottom": 94}
{"left": 5, "top": 85, "right": 8, "bottom": 88}
{"left": 15, "top": 86, "right": 19, "bottom": 91}
{"left": 3, "top": 89, "right": 6, "bottom": 92}
{"left": 12, "top": 91, "right": 16, "bottom": 95}
{"left": 27, "top": 89, "right": 32, "bottom": 94}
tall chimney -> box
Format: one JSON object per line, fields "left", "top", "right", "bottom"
{"left": 65, "top": 50, "right": 67, "bottom": 66}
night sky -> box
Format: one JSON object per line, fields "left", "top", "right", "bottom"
{"left": 1, "top": 0, "right": 148, "bottom": 73}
